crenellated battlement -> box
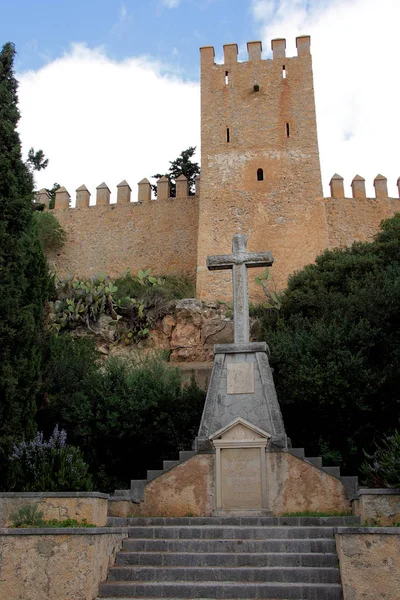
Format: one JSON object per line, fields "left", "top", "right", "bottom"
{"left": 200, "top": 35, "right": 310, "bottom": 67}
{"left": 329, "top": 174, "right": 400, "bottom": 200}
{"left": 36, "top": 175, "right": 200, "bottom": 209}
{"left": 41, "top": 37, "right": 400, "bottom": 300}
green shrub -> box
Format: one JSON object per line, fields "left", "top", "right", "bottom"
{"left": 11, "top": 504, "right": 44, "bottom": 528}
{"left": 10, "top": 505, "right": 95, "bottom": 528}
{"left": 258, "top": 214, "right": 400, "bottom": 474}
{"left": 361, "top": 429, "right": 400, "bottom": 488}
{"left": 39, "top": 345, "right": 205, "bottom": 491}
{"left": 33, "top": 210, "right": 66, "bottom": 250}
{"left": 10, "top": 425, "right": 93, "bottom": 492}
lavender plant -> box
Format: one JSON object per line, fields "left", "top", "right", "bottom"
{"left": 10, "top": 426, "right": 93, "bottom": 492}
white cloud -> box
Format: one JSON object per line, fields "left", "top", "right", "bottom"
{"left": 162, "top": 0, "right": 181, "bottom": 8}
{"left": 17, "top": 44, "right": 200, "bottom": 204}
{"left": 252, "top": 0, "right": 400, "bottom": 196}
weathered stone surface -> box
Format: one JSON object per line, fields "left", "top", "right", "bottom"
{"left": 0, "top": 530, "right": 126, "bottom": 600}
{"left": 267, "top": 452, "right": 350, "bottom": 515}
{"left": 108, "top": 455, "right": 215, "bottom": 517}
{"left": 196, "top": 349, "right": 286, "bottom": 450}
{"left": 335, "top": 530, "right": 400, "bottom": 600}
{"left": 353, "top": 489, "right": 400, "bottom": 526}
{"left": 0, "top": 493, "right": 108, "bottom": 527}
{"left": 226, "top": 362, "right": 255, "bottom": 394}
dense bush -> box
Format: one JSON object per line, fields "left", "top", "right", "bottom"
{"left": 259, "top": 214, "right": 400, "bottom": 474}
{"left": 38, "top": 337, "right": 205, "bottom": 491}
{"left": 10, "top": 426, "right": 93, "bottom": 492}
{"left": 361, "top": 429, "right": 400, "bottom": 488}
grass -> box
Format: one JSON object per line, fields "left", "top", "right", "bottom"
{"left": 282, "top": 510, "right": 352, "bottom": 517}
{"left": 11, "top": 505, "right": 95, "bottom": 528}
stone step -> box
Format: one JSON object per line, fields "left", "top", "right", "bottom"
{"left": 99, "top": 580, "right": 344, "bottom": 599}
{"left": 147, "top": 470, "right": 164, "bottom": 482}
{"left": 113, "top": 489, "right": 132, "bottom": 498}
{"left": 107, "top": 565, "right": 341, "bottom": 584}
{"left": 340, "top": 476, "right": 359, "bottom": 500}
{"left": 322, "top": 466, "right": 341, "bottom": 478}
{"left": 125, "top": 526, "right": 336, "bottom": 540}
{"left": 163, "top": 460, "right": 180, "bottom": 471}
{"left": 304, "top": 457, "right": 323, "bottom": 469}
{"left": 116, "top": 551, "right": 339, "bottom": 568}
{"left": 107, "top": 516, "right": 360, "bottom": 527}
{"left": 179, "top": 450, "right": 196, "bottom": 462}
{"left": 288, "top": 448, "right": 305, "bottom": 459}
{"left": 122, "top": 538, "right": 337, "bottom": 554}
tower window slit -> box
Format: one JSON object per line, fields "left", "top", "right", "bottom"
{"left": 286, "top": 122, "right": 290, "bottom": 137}
{"left": 225, "top": 71, "right": 229, "bottom": 84}
{"left": 282, "top": 65, "right": 286, "bottom": 79}
{"left": 226, "top": 128, "right": 230, "bottom": 143}
{"left": 257, "top": 168, "right": 264, "bottom": 181}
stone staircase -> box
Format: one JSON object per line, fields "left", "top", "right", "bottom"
{"left": 98, "top": 516, "right": 360, "bottom": 599}
{"left": 113, "top": 450, "right": 197, "bottom": 502}
{"left": 112, "top": 448, "right": 358, "bottom": 503}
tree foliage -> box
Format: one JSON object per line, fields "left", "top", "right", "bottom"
{"left": 0, "top": 42, "right": 51, "bottom": 489}
{"left": 152, "top": 146, "right": 200, "bottom": 197}
{"left": 261, "top": 214, "right": 400, "bottom": 474}
{"left": 37, "top": 337, "right": 205, "bottom": 491}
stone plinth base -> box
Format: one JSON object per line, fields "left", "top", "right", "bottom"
{"left": 108, "top": 451, "right": 350, "bottom": 517}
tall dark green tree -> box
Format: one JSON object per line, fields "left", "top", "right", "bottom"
{"left": 0, "top": 43, "right": 50, "bottom": 489}
{"left": 152, "top": 146, "right": 200, "bottom": 197}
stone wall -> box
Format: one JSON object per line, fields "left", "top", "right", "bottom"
{"left": 335, "top": 528, "right": 400, "bottom": 600}
{"left": 48, "top": 195, "right": 199, "bottom": 280}
{"left": 0, "top": 528, "right": 127, "bottom": 600}
{"left": 0, "top": 493, "right": 108, "bottom": 527}
{"left": 267, "top": 452, "right": 350, "bottom": 515}
{"left": 352, "top": 489, "right": 400, "bottom": 526}
{"left": 325, "top": 196, "right": 400, "bottom": 250}
{"left": 109, "top": 454, "right": 215, "bottom": 518}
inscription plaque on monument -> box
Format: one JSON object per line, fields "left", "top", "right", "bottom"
{"left": 227, "top": 363, "right": 254, "bottom": 395}
{"left": 221, "top": 447, "right": 261, "bottom": 510}
{"left": 211, "top": 418, "right": 270, "bottom": 513}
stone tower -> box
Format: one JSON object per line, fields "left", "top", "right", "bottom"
{"left": 196, "top": 36, "right": 328, "bottom": 300}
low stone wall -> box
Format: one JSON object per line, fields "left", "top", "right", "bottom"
{"left": 0, "top": 492, "right": 108, "bottom": 527}
{"left": 0, "top": 528, "right": 127, "bottom": 600}
{"left": 352, "top": 488, "right": 400, "bottom": 526}
{"left": 335, "top": 528, "right": 400, "bottom": 600}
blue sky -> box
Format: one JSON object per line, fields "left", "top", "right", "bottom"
{"left": 1, "top": 0, "right": 256, "bottom": 77}
{"left": 1, "top": 0, "right": 399, "bottom": 200}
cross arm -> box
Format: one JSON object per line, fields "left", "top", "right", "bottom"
{"left": 207, "top": 254, "right": 236, "bottom": 270}
{"left": 242, "top": 252, "right": 274, "bottom": 268}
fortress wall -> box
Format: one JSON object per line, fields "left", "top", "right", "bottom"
{"left": 48, "top": 196, "right": 199, "bottom": 280}
{"left": 324, "top": 196, "right": 400, "bottom": 249}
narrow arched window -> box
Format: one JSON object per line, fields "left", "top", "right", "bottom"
{"left": 257, "top": 168, "right": 264, "bottom": 181}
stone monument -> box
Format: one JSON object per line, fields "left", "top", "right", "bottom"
{"left": 195, "top": 234, "right": 287, "bottom": 453}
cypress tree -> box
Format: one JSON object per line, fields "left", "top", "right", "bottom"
{"left": 0, "top": 42, "right": 50, "bottom": 488}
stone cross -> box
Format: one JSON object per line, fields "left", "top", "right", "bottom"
{"left": 207, "top": 234, "right": 273, "bottom": 344}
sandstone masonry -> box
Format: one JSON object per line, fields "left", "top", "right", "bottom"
{"left": 44, "top": 37, "right": 400, "bottom": 301}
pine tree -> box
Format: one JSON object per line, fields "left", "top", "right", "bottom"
{"left": 0, "top": 42, "right": 50, "bottom": 489}
{"left": 152, "top": 146, "right": 200, "bottom": 197}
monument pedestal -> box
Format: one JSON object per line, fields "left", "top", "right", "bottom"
{"left": 195, "top": 342, "right": 287, "bottom": 452}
